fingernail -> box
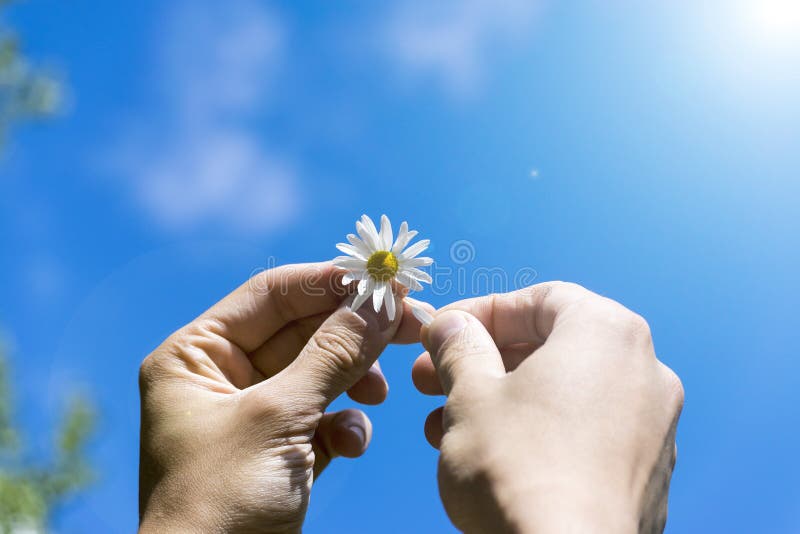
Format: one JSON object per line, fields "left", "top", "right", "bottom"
{"left": 347, "top": 423, "right": 366, "bottom": 445}
{"left": 369, "top": 362, "right": 389, "bottom": 394}
{"left": 367, "top": 361, "right": 385, "bottom": 380}
{"left": 425, "top": 311, "right": 468, "bottom": 354}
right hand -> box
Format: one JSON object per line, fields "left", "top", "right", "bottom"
{"left": 412, "top": 282, "right": 684, "bottom": 533}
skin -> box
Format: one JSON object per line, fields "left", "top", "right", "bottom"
{"left": 140, "top": 264, "right": 683, "bottom": 533}
{"left": 138, "top": 262, "right": 427, "bottom": 533}
{"left": 411, "top": 282, "right": 684, "bottom": 533}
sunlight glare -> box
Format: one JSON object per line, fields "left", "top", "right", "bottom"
{"left": 745, "top": 0, "right": 800, "bottom": 49}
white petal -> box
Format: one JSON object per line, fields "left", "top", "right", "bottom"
{"left": 360, "top": 215, "right": 382, "bottom": 250}
{"left": 356, "top": 220, "right": 380, "bottom": 252}
{"left": 383, "top": 284, "right": 396, "bottom": 321}
{"left": 379, "top": 215, "right": 393, "bottom": 251}
{"left": 404, "top": 267, "right": 432, "bottom": 284}
{"left": 410, "top": 303, "right": 434, "bottom": 326}
{"left": 372, "top": 282, "right": 386, "bottom": 312}
{"left": 400, "top": 239, "right": 430, "bottom": 260}
{"left": 362, "top": 214, "right": 379, "bottom": 236}
{"left": 346, "top": 234, "right": 372, "bottom": 257}
{"left": 342, "top": 270, "right": 366, "bottom": 284}
{"left": 336, "top": 243, "right": 367, "bottom": 260}
{"left": 333, "top": 256, "right": 367, "bottom": 270}
{"left": 396, "top": 271, "right": 423, "bottom": 291}
{"left": 392, "top": 222, "right": 418, "bottom": 254}
{"left": 400, "top": 256, "right": 433, "bottom": 268}
{"left": 357, "top": 277, "right": 373, "bottom": 295}
{"left": 350, "top": 290, "right": 371, "bottom": 313}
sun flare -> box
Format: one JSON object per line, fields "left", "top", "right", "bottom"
{"left": 744, "top": 0, "right": 800, "bottom": 49}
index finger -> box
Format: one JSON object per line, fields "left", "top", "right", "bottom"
{"left": 437, "top": 282, "right": 600, "bottom": 347}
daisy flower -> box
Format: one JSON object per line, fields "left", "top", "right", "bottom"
{"left": 334, "top": 214, "right": 433, "bottom": 320}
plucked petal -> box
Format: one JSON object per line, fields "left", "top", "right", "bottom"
{"left": 400, "top": 239, "right": 430, "bottom": 260}
{"left": 372, "top": 282, "right": 386, "bottom": 312}
{"left": 379, "top": 214, "right": 393, "bottom": 250}
{"left": 410, "top": 303, "right": 434, "bottom": 326}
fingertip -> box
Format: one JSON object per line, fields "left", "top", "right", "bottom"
{"left": 411, "top": 352, "right": 444, "bottom": 396}
{"left": 424, "top": 310, "right": 470, "bottom": 355}
{"left": 424, "top": 407, "right": 444, "bottom": 449}
{"left": 331, "top": 409, "right": 372, "bottom": 458}
{"left": 420, "top": 323, "right": 430, "bottom": 350}
{"left": 347, "top": 362, "right": 389, "bottom": 405}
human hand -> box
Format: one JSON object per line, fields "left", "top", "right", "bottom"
{"left": 139, "top": 262, "right": 424, "bottom": 533}
{"left": 411, "top": 283, "right": 684, "bottom": 533}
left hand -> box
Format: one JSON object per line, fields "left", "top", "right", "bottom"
{"left": 139, "top": 262, "right": 425, "bottom": 533}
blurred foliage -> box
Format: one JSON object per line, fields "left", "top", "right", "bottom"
{"left": 0, "top": 0, "right": 61, "bottom": 149}
{"left": 0, "top": 344, "right": 95, "bottom": 534}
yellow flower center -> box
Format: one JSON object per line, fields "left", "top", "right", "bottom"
{"left": 366, "top": 250, "right": 399, "bottom": 282}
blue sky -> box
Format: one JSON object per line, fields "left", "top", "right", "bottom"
{"left": 2, "top": 0, "right": 799, "bottom": 532}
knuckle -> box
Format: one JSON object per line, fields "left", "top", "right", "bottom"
{"left": 138, "top": 353, "right": 158, "bottom": 382}
{"left": 662, "top": 365, "right": 685, "bottom": 411}
{"left": 591, "top": 301, "right": 653, "bottom": 344}
{"left": 313, "top": 329, "right": 363, "bottom": 371}
{"left": 520, "top": 280, "right": 587, "bottom": 305}
{"left": 139, "top": 351, "right": 168, "bottom": 392}
{"left": 621, "top": 310, "right": 652, "bottom": 340}
{"left": 546, "top": 280, "right": 587, "bottom": 293}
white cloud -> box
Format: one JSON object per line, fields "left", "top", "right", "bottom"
{"left": 139, "top": 130, "right": 296, "bottom": 233}
{"left": 382, "top": 0, "right": 543, "bottom": 97}
{"left": 109, "top": 0, "right": 299, "bottom": 234}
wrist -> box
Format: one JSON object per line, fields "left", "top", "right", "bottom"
{"left": 139, "top": 480, "right": 229, "bottom": 534}
{"left": 496, "top": 479, "right": 639, "bottom": 533}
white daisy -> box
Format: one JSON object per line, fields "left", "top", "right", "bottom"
{"left": 333, "top": 214, "right": 433, "bottom": 320}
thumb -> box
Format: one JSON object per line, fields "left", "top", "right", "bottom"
{"left": 276, "top": 295, "right": 403, "bottom": 411}
{"left": 421, "top": 310, "right": 505, "bottom": 395}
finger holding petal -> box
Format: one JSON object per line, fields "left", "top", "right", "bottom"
{"left": 392, "top": 297, "right": 435, "bottom": 343}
